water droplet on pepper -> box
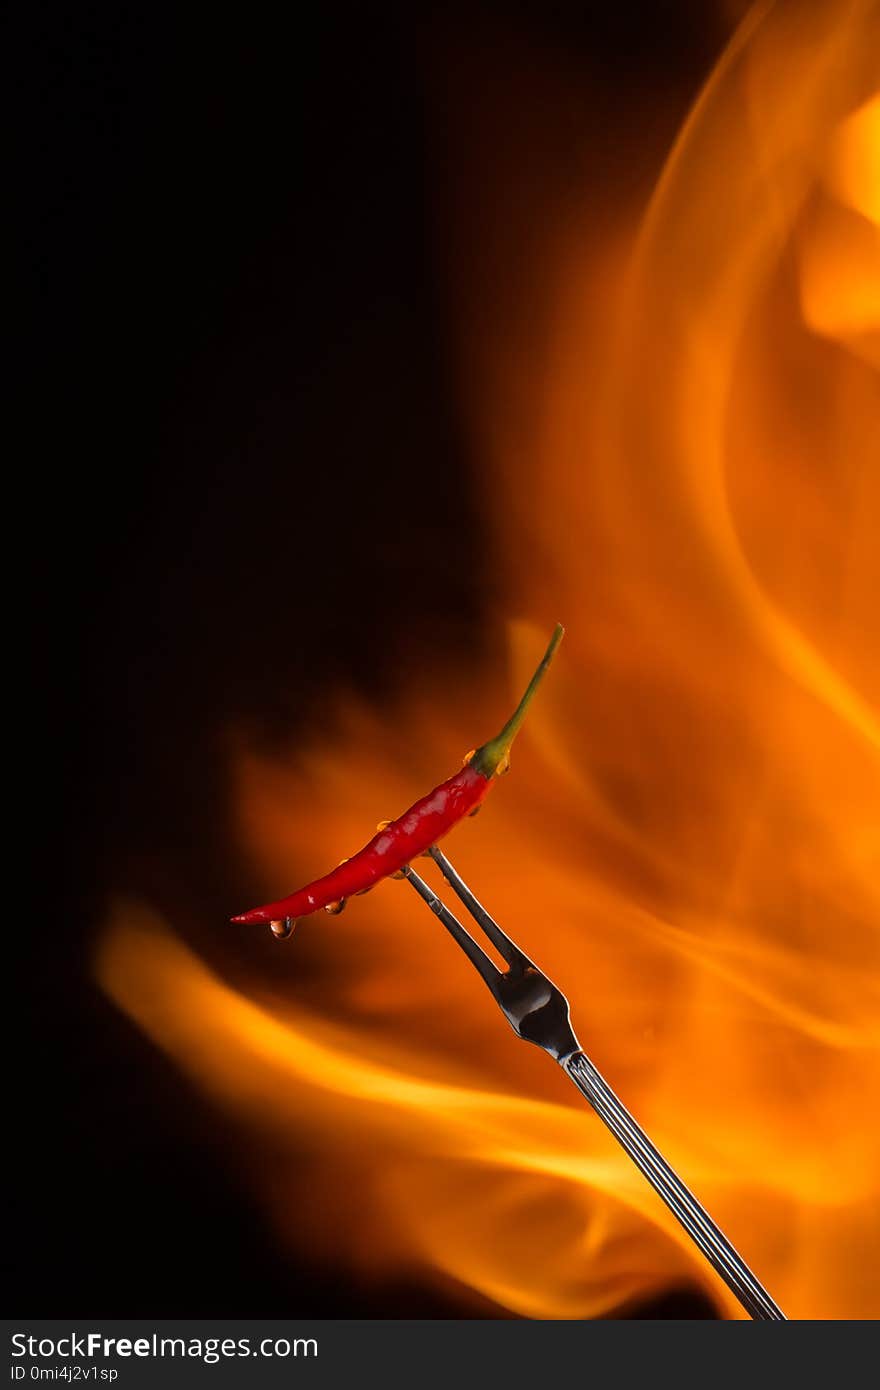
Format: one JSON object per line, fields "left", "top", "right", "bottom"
{"left": 270, "top": 918, "right": 295, "bottom": 940}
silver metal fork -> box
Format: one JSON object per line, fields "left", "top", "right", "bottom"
{"left": 402, "top": 845, "right": 786, "bottom": 1321}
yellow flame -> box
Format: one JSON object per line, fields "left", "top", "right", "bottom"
{"left": 96, "top": 0, "right": 880, "bottom": 1318}
{"left": 826, "top": 92, "right": 880, "bottom": 223}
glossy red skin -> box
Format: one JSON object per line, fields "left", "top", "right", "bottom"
{"left": 231, "top": 762, "right": 492, "bottom": 925}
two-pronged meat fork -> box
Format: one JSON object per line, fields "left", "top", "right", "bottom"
{"left": 401, "top": 845, "right": 786, "bottom": 1320}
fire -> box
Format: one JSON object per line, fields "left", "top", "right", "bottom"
{"left": 95, "top": 0, "right": 879, "bottom": 1319}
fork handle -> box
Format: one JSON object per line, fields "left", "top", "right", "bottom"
{"left": 563, "top": 1052, "right": 786, "bottom": 1320}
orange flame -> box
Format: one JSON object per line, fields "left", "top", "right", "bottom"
{"left": 96, "top": 0, "right": 880, "bottom": 1318}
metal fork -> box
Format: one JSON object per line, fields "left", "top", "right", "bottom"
{"left": 402, "top": 845, "right": 786, "bottom": 1321}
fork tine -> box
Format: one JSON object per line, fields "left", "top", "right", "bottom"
{"left": 401, "top": 863, "right": 502, "bottom": 992}
{"left": 426, "top": 846, "right": 530, "bottom": 970}
{"left": 404, "top": 851, "right": 579, "bottom": 1061}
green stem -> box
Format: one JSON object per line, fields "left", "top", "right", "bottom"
{"left": 471, "top": 623, "right": 564, "bottom": 778}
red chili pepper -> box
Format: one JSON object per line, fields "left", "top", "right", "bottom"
{"left": 231, "top": 624, "right": 563, "bottom": 932}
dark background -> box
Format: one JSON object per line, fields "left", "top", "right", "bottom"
{"left": 16, "top": 2, "right": 737, "bottom": 1317}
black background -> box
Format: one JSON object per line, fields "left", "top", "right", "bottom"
{"left": 16, "top": 2, "right": 737, "bottom": 1318}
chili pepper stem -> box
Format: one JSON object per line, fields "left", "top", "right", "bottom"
{"left": 470, "top": 623, "right": 564, "bottom": 779}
